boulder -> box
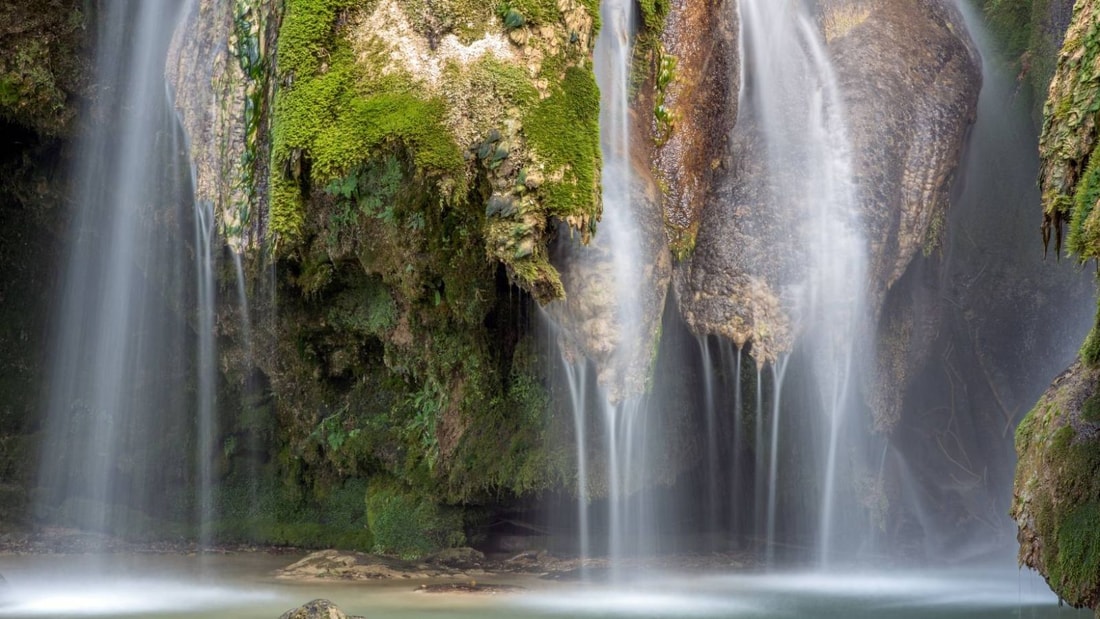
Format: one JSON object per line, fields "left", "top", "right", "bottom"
{"left": 278, "top": 599, "right": 363, "bottom": 619}
{"left": 1014, "top": 361, "right": 1100, "bottom": 612}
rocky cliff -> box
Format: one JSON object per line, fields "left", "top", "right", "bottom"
{"left": 1015, "top": 0, "right": 1100, "bottom": 611}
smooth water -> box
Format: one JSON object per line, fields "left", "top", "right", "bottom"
{"left": 36, "top": 0, "right": 198, "bottom": 538}
{"left": 737, "top": 0, "right": 867, "bottom": 566}
{"left": 0, "top": 555, "right": 1082, "bottom": 618}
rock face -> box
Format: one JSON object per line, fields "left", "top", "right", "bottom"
{"left": 278, "top": 599, "right": 363, "bottom": 619}
{"left": 545, "top": 162, "right": 670, "bottom": 402}
{"left": 829, "top": 0, "right": 981, "bottom": 431}
{"left": 830, "top": 0, "right": 980, "bottom": 305}
{"left": 673, "top": 0, "right": 980, "bottom": 368}
{"left": 656, "top": 0, "right": 739, "bottom": 258}
{"left": 1014, "top": 361, "right": 1100, "bottom": 611}
{"left": 166, "top": 0, "right": 272, "bottom": 252}
{"left": 1015, "top": 0, "right": 1100, "bottom": 611}
{"left": 1039, "top": 0, "right": 1100, "bottom": 259}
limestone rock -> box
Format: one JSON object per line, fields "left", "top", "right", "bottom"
{"left": 831, "top": 0, "right": 980, "bottom": 304}
{"left": 278, "top": 599, "right": 363, "bottom": 619}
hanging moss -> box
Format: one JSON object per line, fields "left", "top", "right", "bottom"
{"left": 1037, "top": 0, "right": 1100, "bottom": 257}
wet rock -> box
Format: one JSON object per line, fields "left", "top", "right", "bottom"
{"left": 831, "top": 0, "right": 980, "bottom": 305}
{"left": 675, "top": 0, "right": 980, "bottom": 369}
{"left": 278, "top": 599, "right": 363, "bottom": 619}
{"left": 166, "top": 0, "right": 269, "bottom": 252}
{"left": 275, "top": 549, "right": 461, "bottom": 581}
{"left": 656, "top": 0, "right": 739, "bottom": 254}
{"left": 830, "top": 0, "right": 981, "bottom": 429}
{"left": 545, "top": 154, "right": 671, "bottom": 403}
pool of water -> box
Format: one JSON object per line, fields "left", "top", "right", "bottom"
{"left": 0, "top": 554, "right": 1086, "bottom": 618}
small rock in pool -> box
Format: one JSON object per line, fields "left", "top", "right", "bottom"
{"left": 278, "top": 598, "right": 364, "bottom": 619}
{"left": 415, "top": 582, "right": 525, "bottom": 594}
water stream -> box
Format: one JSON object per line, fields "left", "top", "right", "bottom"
{"left": 737, "top": 0, "right": 868, "bottom": 566}
{"left": 35, "top": 0, "right": 201, "bottom": 539}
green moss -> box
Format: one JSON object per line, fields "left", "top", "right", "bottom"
{"left": 1038, "top": 0, "right": 1100, "bottom": 255}
{"left": 214, "top": 476, "right": 374, "bottom": 549}
{"left": 1084, "top": 393, "right": 1100, "bottom": 424}
{"left": 638, "top": 0, "right": 670, "bottom": 32}
{"left": 0, "top": 3, "right": 86, "bottom": 135}
{"left": 1082, "top": 302, "right": 1100, "bottom": 366}
{"left": 1053, "top": 501, "right": 1100, "bottom": 598}
{"left": 394, "top": 0, "right": 494, "bottom": 44}
{"left": 523, "top": 66, "right": 601, "bottom": 221}
{"left": 1070, "top": 142, "right": 1100, "bottom": 257}
{"left": 496, "top": 0, "right": 560, "bottom": 27}
{"left": 271, "top": 3, "right": 463, "bottom": 242}
{"left": 1032, "top": 420, "right": 1100, "bottom": 605}
{"left": 366, "top": 477, "right": 465, "bottom": 558}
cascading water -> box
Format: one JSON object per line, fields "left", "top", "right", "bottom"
{"left": 737, "top": 0, "right": 869, "bottom": 566}
{"left": 547, "top": 0, "right": 654, "bottom": 569}
{"left": 35, "top": 0, "right": 211, "bottom": 541}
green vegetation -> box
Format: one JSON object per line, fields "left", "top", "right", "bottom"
{"left": 367, "top": 477, "right": 465, "bottom": 558}
{"left": 1014, "top": 363, "right": 1100, "bottom": 610}
{"left": 1036, "top": 0, "right": 1100, "bottom": 258}
{"left": 978, "top": 0, "right": 1061, "bottom": 119}
{"left": 0, "top": 2, "right": 86, "bottom": 135}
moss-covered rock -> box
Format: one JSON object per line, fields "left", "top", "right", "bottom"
{"left": 269, "top": 0, "right": 601, "bottom": 300}
{"left": 1038, "top": 0, "right": 1100, "bottom": 259}
{"left": 1014, "top": 360, "right": 1100, "bottom": 611}
{"left": 0, "top": 0, "right": 87, "bottom": 136}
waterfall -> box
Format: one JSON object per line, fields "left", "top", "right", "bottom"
{"left": 35, "top": 0, "right": 209, "bottom": 541}
{"left": 737, "top": 0, "right": 868, "bottom": 566}
{"left": 544, "top": 0, "right": 655, "bottom": 570}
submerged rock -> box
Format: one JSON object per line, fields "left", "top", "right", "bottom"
{"left": 278, "top": 599, "right": 363, "bottom": 619}
{"left": 415, "top": 582, "right": 524, "bottom": 594}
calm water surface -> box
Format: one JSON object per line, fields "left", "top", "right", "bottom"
{"left": 0, "top": 554, "right": 1087, "bottom": 618}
